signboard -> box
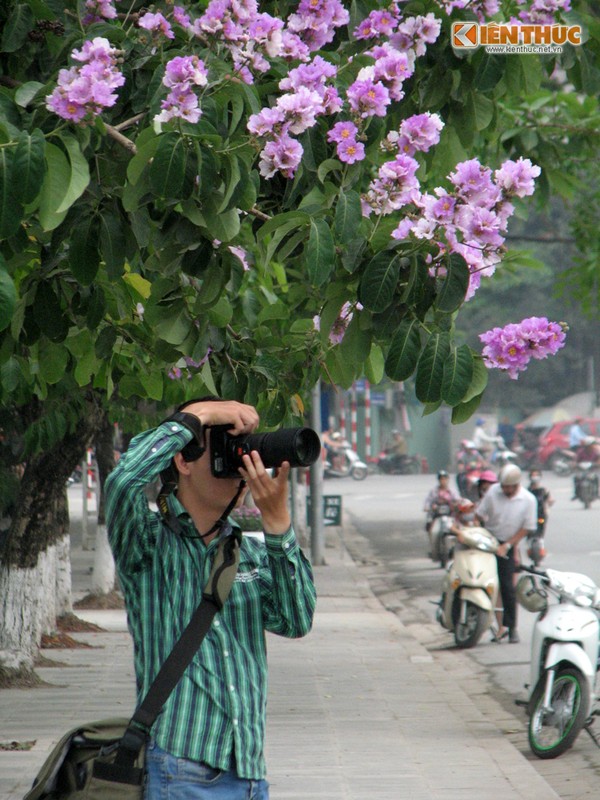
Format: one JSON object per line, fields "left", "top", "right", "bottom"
{"left": 306, "top": 495, "right": 342, "bottom": 526}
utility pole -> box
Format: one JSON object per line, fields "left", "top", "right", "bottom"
{"left": 309, "top": 381, "right": 325, "bottom": 566}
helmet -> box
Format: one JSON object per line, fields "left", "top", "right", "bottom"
{"left": 437, "top": 470, "right": 449, "bottom": 479}
{"left": 478, "top": 470, "right": 498, "bottom": 484}
{"left": 331, "top": 432, "right": 342, "bottom": 441}
{"left": 457, "top": 498, "right": 475, "bottom": 513}
{"left": 582, "top": 435, "right": 596, "bottom": 446}
{"left": 476, "top": 417, "right": 485, "bottom": 426}
{"left": 516, "top": 575, "right": 548, "bottom": 613}
{"left": 500, "top": 464, "right": 522, "bottom": 486}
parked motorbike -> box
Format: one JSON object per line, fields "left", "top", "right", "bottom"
{"left": 572, "top": 462, "right": 599, "bottom": 509}
{"left": 516, "top": 565, "right": 600, "bottom": 758}
{"left": 377, "top": 451, "right": 421, "bottom": 475}
{"left": 324, "top": 440, "right": 368, "bottom": 481}
{"left": 526, "top": 522, "right": 547, "bottom": 567}
{"left": 436, "top": 526, "right": 500, "bottom": 648}
{"left": 428, "top": 503, "right": 455, "bottom": 567}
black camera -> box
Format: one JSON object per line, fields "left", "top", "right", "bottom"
{"left": 210, "top": 425, "right": 321, "bottom": 478}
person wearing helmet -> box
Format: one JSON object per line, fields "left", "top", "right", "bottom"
{"left": 477, "top": 469, "right": 498, "bottom": 498}
{"left": 527, "top": 469, "right": 553, "bottom": 562}
{"left": 476, "top": 464, "right": 537, "bottom": 643}
{"left": 573, "top": 436, "right": 600, "bottom": 501}
{"left": 472, "top": 417, "right": 501, "bottom": 462}
{"left": 423, "top": 469, "right": 458, "bottom": 546}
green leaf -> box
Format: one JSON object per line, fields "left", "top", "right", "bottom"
{"left": 435, "top": 253, "right": 469, "bottom": 313}
{"left": 474, "top": 54, "right": 505, "bottom": 91}
{"left": 441, "top": 345, "right": 474, "bottom": 406}
{"left": 317, "top": 158, "right": 342, "bottom": 184}
{"left": 0, "top": 264, "right": 17, "bottom": 332}
{"left": 385, "top": 319, "right": 421, "bottom": 381}
{"left": 69, "top": 216, "right": 100, "bottom": 285}
{"left": 126, "top": 134, "right": 160, "bottom": 185}
{"left": 149, "top": 134, "right": 186, "bottom": 198}
{"left": 415, "top": 332, "right": 451, "bottom": 403}
{"left": 359, "top": 252, "right": 402, "bottom": 312}
{"left": 38, "top": 143, "right": 69, "bottom": 231}
{"left": 0, "top": 146, "right": 23, "bottom": 238}
{"left": 340, "top": 315, "right": 370, "bottom": 363}
{"left": 334, "top": 190, "right": 362, "bottom": 245}
{"left": 325, "top": 347, "right": 357, "bottom": 388}
{"left": 14, "top": 81, "right": 45, "bottom": 108}
{"left": 74, "top": 346, "right": 100, "bottom": 387}
{"left": 1, "top": 3, "right": 34, "bottom": 52}
{"left": 12, "top": 129, "right": 46, "bottom": 205}
{"left": 460, "top": 356, "right": 489, "bottom": 403}
{"left": 55, "top": 134, "right": 91, "bottom": 213}
{"left": 451, "top": 392, "right": 484, "bottom": 424}
{"left": 140, "top": 370, "right": 164, "bottom": 401}
{"left": 33, "top": 282, "right": 68, "bottom": 343}
{"left": 99, "top": 211, "right": 126, "bottom": 278}
{"left": 123, "top": 272, "right": 151, "bottom": 300}
{"left": 306, "top": 218, "right": 335, "bottom": 286}
{"left": 38, "top": 340, "right": 69, "bottom": 385}
{"left": 201, "top": 201, "right": 240, "bottom": 243}
{"left": 217, "top": 153, "right": 241, "bottom": 213}
{"left": 365, "top": 344, "right": 385, "bottom": 385}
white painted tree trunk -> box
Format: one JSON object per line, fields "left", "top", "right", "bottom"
{"left": 0, "top": 561, "right": 45, "bottom": 671}
{"left": 91, "top": 523, "right": 115, "bottom": 595}
{"left": 55, "top": 533, "right": 73, "bottom": 617}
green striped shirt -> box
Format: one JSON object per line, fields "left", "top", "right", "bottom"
{"left": 105, "top": 421, "right": 316, "bottom": 779}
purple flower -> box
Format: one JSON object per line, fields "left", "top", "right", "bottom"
{"left": 138, "top": 11, "right": 175, "bottom": 39}
{"left": 449, "top": 159, "right": 501, "bottom": 206}
{"left": 163, "top": 55, "right": 208, "bottom": 89}
{"left": 259, "top": 133, "right": 303, "bottom": 179}
{"left": 479, "top": 318, "right": 567, "bottom": 379}
{"left": 337, "top": 139, "right": 366, "bottom": 164}
{"left": 83, "top": 0, "right": 116, "bottom": 25}
{"left": 347, "top": 76, "right": 391, "bottom": 118}
{"left": 248, "top": 107, "right": 286, "bottom": 136}
{"left": 354, "top": 8, "right": 399, "bottom": 39}
{"left": 494, "top": 158, "right": 541, "bottom": 198}
{"left": 329, "top": 302, "right": 363, "bottom": 345}
{"left": 46, "top": 37, "right": 124, "bottom": 123}
{"left": 276, "top": 87, "right": 323, "bottom": 134}
{"left": 396, "top": 113, "right": 444, "bottom": 155}
{"left": 327, "top": 121, "right": 359, "bottom": 145}
{"left": 279, "top": 56, "right": 337, "bottom": 94}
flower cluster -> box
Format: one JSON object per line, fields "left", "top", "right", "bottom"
{"left": 514, "top": 0, "right": 571, "bottom": 24}
{"left": 381, "top": 156, "right": 541, "bottom": 299}
{"left": 138, "top": 11, "right": 175, "bottom": 40}
{"left": 82, "top": 0, "right": 116, "bottom": 25}
{"left": 154, "top": 55, "right": 208, "bottom": 125}
{"left": 479, "top": 318, "right": 567, "bottom": 379}
{"left": 433, "top": 0, "right": 499, "bottom": 23}
{"left": 249, "top": 56, "right": 341, "bottom": 178}
{"left": 45, "top": 37, "right": 124, "bottom": 123}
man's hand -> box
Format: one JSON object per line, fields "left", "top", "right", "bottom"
{"left": 496, "top": 542, "right": 511, "bottom": 558}
{"left": 238, "top": 451, "right": 291, "bottom": 535}
{"left": 181, "top": 400, "right": 259, "bottom": 436}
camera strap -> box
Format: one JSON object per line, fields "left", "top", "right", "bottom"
{"left": 158, "top": 480, "right": 247, "bottom": 541}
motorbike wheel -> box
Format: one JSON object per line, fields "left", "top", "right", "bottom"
{"left": 453, "top": 600, "right": 488, "bottom": 649}
{"left": 550, "top": 454, "right": 573, "bottom": 476}
{"left": 350, "top": 465, "right": 368, "bottom": 481}
{"left": 528, "top": 667, "right": 589, "bottom": 759}
{"left": 528, "top": 537, "right": 545, "bottom": 566}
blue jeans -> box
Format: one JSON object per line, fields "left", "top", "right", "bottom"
{"left": 144, "top": 742, "right": 269, "bottom": 800}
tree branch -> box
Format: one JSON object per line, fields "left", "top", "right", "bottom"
{"left": 105, "top": 124, "right": 137, "bottom": 155}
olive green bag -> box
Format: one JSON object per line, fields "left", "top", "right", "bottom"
{"left": 24, "top": 529, "right": 240, "bottom": 800}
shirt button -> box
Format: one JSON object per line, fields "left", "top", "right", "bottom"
{"left": 233, "top": 719, "right": 239, "bottom": 726}
{"left": 214, "top": 620, "right": 220, "bottom": 627}
{"left": 171, "top": 425, "right": 179, "bottom": 432}
{"left": 230, "top": 685, "right": 235, "bottom": 692}
{"left": 151, "top": 447, "right": 157, "bottom": 453}
{"left": 224, "top": 650, "right": 230, "bottom": 657}
{"left": 284, "top": 543, "right": 290, "bottom": 550}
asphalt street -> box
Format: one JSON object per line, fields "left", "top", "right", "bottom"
{"left": 324, "top": 469, "right": 600, "bottom": 799}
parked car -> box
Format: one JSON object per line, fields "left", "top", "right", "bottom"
{"left": 536, "top": 418, "right": 600, "bottom": 470}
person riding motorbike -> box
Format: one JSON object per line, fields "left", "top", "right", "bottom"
{"left": 424, "top": 470, "right": 459, "bottom": 535}
{"left": 322, "top": 428, "right": 345, "bottom": 471}
{"left": 526, "top": 469, "right": 553, "bottom": 563}
{"left": 477, "top": 469, "right": 498, "bottom": 499}
{"left": 572, "top": 436, "right": 600, "bottom": 501}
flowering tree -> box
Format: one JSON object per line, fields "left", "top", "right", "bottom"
{"left": 0, "top": 0, "right": 597, "bottom": 672}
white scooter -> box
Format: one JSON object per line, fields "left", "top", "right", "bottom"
{"left": 436, "top": 526, "right": 500, "bottom": 648}
{"left": 516, "top": 565, "right": 600, "bottom": 759}
{"left": 428, "top": 503, "right": 455, "bottom": 567}
{"left": 323, "top": 439, "right": 368, "bottom": 481}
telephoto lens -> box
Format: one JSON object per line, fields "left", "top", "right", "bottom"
{"left": 210, "top": 426, "right": 321, "bottom": 478}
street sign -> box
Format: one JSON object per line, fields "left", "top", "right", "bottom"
{"left": 306, "top": 495, "right": 343, "bottom": 526}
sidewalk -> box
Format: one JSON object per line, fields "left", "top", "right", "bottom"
{"left": 1, "top": 525, "right": 560, "bottom": 800}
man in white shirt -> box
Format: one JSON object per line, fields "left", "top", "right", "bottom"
{"left": 476, "top": 464, "right": 537, "bottom": 643}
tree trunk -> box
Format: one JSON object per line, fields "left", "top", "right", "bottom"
{"left": 0, "top": 397, "right": 104, "bottom": 674}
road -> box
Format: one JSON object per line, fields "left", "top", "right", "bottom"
{"left": 322, "top": 469, "right": 600, "bottom": 798}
